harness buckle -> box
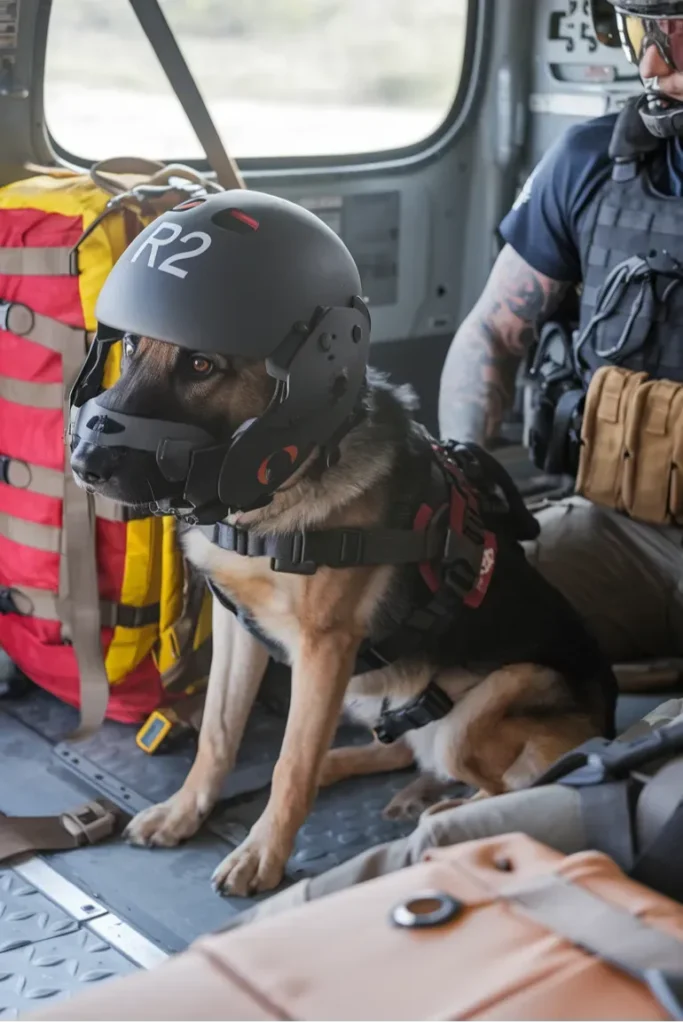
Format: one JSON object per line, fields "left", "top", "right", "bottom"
{"left": 373, "top": 681, "right": 454, "bottom": 745}
{"left": 334, "top": 529, "right": 364, "bottom": 567}
{"left": 0, "top": 453, "right": 10, "bottom": 485}
{"left": 271, "top": 531, "right": 317, "bottom": 575}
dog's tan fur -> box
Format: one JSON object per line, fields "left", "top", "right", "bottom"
{"left": 83, "top": 336, "right": 607, "bottom": 896}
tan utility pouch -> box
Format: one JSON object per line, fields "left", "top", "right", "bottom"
{"left": 576, "top": 365, "right": 683, "bottom": 525}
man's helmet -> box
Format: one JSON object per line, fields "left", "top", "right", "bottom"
{"left": 590, "top": 0, "right": 683, "bottom": 136}
{"left": 69, "top": 190, "right": 370, "bottom": 523}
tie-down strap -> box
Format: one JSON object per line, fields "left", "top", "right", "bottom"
{"left": 0, "top": 584, "right": 159, "bottom": 629}
{"left": 504, "top": 873, "right": 683, "bottom": 1020}
{"left": 0, "top": 799, "right": 122, "bottom": 863}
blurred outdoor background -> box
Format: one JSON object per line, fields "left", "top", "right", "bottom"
{"left": 44, "top": 0, "right": 469, "bottom": 160}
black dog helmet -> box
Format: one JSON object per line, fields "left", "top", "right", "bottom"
{"left": 69, "top": 190, "right": 370, "bottom": 523}
{"left": 591, "top": 0, "right": 683, "bottom": 136}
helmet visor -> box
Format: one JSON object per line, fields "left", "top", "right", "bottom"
{"left": 617, "top": 11, "right": 683, "bottom": 69}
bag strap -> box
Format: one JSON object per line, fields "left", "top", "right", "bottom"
{"left": 89, "top": 156, "right": 167, "bottom": 195}
{"left": 89, "top": 158, "right": 224, "bottom": 198}
{"left": 506, "top": 874, "right": 683, "bottom": 1020}
{"left": 128, "top": 0, "right": 244, "bottom": 191}
{"left": 0, "top": 800, "right": 121, "bottom": 862}
{"left": 632, "top": 758, "right": 683, "bottom": 905}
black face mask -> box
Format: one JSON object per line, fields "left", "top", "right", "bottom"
{"left": 69, "top": 300, "right": 371, "bottom": 525}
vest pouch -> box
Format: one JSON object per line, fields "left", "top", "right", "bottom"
{"left": 576, "top": 366, "right": 646, "bottom": 511}
{"left": 671, "top": 392, "right": 683, "bottom": 526}
{"left": 623, "top": 377, "right": 683, "bottom": 525}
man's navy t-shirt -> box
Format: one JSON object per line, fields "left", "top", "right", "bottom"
{"left": 499, "top": 113, "right": 683, "bottom": 284}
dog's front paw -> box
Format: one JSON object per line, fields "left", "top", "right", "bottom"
{"left": 211, "top": 836, "right": 287, "bottom": 897}
{"left": 124, "top": 792, "right": 207, "bottom": 848}
{"left": 382, "top": 789, "right": 436, "bottom": 821}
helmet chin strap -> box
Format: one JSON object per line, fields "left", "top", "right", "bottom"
{"left": 637, "top": 82, "right": 683, "bottom": 137}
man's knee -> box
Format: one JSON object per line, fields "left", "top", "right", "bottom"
{"left": 523, "top": 496, "right": 673, "bottom": 662}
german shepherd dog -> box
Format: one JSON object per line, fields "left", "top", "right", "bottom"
{"left": 71, "top": 337, "right": 617, "bottom": 896}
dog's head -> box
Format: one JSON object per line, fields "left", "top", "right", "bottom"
{"left": 70, "top": 333, "right": 275, "bottom": 509}
{"left": 69, "top": 190, "right": 370, "bottom": 518}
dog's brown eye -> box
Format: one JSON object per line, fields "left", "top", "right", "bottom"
{"left": 191, "top": 355, "right": 214, "bottom": 377}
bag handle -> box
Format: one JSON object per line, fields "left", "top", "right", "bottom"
{"left": 89, "top": 158, "right": 224, "bottom": 197}
{"left": 128, "top": 0, "right": 244, "bottom": 191}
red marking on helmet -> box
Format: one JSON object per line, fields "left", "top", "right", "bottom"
{"left": 230, "top": 209, "right": 260, "bottom": 231}
{"left": 257, "top": 446, "right": 299, "bottom": 486}
{"left": 174, "top": 198, "right": 206, "bottom": 211}
{"left": 257, "top": 458, "right": 270, "bottom": 486}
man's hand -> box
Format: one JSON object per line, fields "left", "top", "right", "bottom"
{"left": 438, "top": 245, "right": 571, "bottom": 447}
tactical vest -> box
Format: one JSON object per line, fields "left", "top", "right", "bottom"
{"left": 576, "top": 96, "right": 683, "bottom": 384}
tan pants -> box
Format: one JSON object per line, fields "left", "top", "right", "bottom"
{"left": 224, "top": 694, "right": 683, "bottom": 931}
{"left": 223, "top": 786, "right": 585, "bottom": 930}
{"left": 525, "top": 496, "right": 683, "bottom": 663}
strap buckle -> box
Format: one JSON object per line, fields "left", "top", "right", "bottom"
{"left": 0, "top": 300, "right": 10, "bottom": 332}
{"left": 60, "top": 800, "right": 119, "bottom": 846}
{"left": 331, "top": 529, "right": 365, "bottom": 568}
{"left": 271, "top": 531, "right": 317, "bottom": 575}
{"left": 373, "top": 681, "right": 454, "bottom": 745}
{"left": 0, "top": 453, "right": 10, "bottom": 485}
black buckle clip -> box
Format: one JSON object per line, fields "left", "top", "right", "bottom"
{"left": 0, "top": 453, "right": 10, "bottom": 485}
{"left": 373, "top": 681, "right": 454, "bottom": 745}
{"left": 332, "top": 529, "right": 364, "bottom": 568}
{"left": 445, "top": 557, "right": 478, "bottom": 598}
{"left": 271, "top": 532, "right": 317, "bottom": 575}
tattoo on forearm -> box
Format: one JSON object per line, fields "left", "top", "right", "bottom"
{"left": 439, "top": 246, "right": 571, "bottom": 445}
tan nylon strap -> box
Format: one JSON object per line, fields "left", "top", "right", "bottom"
{"left": 0, "top": 375, "right": 62, "bottom": 409}
{"left": 505, "top": 873, "right": 683, "bottom": 974}
{"left": 89, "top": 156, "right": 166, "bottom": 195}
{"left": 0, "top": 246, "right": 76, "bottom": 276}
{"left": 1, "top": 299, "right": 93, "bottom": 355}
{"left": 2, "top": 583, "right": 159, "bottom": 629}
{"left": 0, "top": 511, "right": 60, "bottom": 552}
{"left": 3, "top": 457, "right": 63, "bottom": 497}
{"left": 58, "top": 336, "right": 111, "bottom": 741}
{"left": 0, "top": 800, "right": 120, "bottom": 863}
{"left": 2, "top": 456, "right": 130, "bottom": 521}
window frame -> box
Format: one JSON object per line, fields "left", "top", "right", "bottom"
{"left": 39, "top": 0, "right": 487, "bottom": 179}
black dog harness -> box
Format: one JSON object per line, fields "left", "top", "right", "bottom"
{"left": 202, "top": 440, "right": 540, "bottom": 744}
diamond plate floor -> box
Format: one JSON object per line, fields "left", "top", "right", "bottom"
{"left": 0, "top": 867, "right": 137, "bottom": 1020}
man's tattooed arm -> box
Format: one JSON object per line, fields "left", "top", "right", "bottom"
{"left": 438, "top": 244, "right": 571, "bottom": 446}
